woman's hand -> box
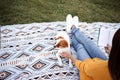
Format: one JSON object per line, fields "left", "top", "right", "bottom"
{"left": 60, "top": 52, "right": 72, "bottom": 59}
{"left": 104, "top": 44, "right": 111, "bottom": 54}
{"left": 60, "top": 51, "right": 78, "bottom": 64}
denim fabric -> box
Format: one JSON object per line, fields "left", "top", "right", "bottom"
{"left": 71, "top": 28, "right": 108, "bottom": 61}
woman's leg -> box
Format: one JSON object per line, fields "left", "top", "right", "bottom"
{"left": 72, "top": 27, "right": 108, "bottom": 60}
{"left": 71, "top": 35, "right": 91, "bottom": 61}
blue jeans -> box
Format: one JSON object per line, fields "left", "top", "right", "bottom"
{"left": 71, "top": 28, "right": 108, "bottom": 61}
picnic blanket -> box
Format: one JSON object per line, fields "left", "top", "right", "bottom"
{"left": 0, "top": 21, "right": 120, "bottom": 80}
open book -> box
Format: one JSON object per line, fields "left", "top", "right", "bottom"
{"left": 98, "top": 27, "right": 117, "bottom": 46}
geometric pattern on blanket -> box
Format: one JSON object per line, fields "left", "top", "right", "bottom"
{"left": 0, "top": 22, "right": 120, "bottom": 80}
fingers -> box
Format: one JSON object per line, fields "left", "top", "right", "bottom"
{"left": 104, "top": 44, "right": 111, "bottom": 54}
{"left": 60, "top": 52, "right": 71, "bottom": 58}
{"left": 60, "top": 52, "right": 67, "bottom": 57}
{"left": 107, "top": 44, "right": 110, "bottom": 47}
{"left": 105, "top": 44, "right": 111, "bottom": 49}
{"left": 107, "top": 44, "right": 111, "bottom": 49}
{"left": 104, "top": 46, "right": 108, "bottom": 50}
{"left": 60, "top": 53, "right": 64, "bottom": 57}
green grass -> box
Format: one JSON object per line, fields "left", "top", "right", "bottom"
{"left": 0, "top": 0, "right": 120, "bottom": 25}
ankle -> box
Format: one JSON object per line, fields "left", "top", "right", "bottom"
{"left": 72, "top": 27, "right": 79, "bottom": 34}
{"left": 71, "top": 25, "right": 76, "bottom": 30}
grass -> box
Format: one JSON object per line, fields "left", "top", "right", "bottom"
{"left": 0, "top": 0, "right": 120, "bottom": 25}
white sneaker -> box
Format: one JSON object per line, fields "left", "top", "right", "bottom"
{"left": 73, "top": 16, "right": 79, "bottom": 28}
{"left": 66, "top": 14, "right": 73, "bottom": 33}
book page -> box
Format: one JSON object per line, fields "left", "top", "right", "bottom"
{"left": 108, "top": 29, "right": 117, "bottom": 46}
{"left": 98, "top": 28, "right": 109, "bottom": 46}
